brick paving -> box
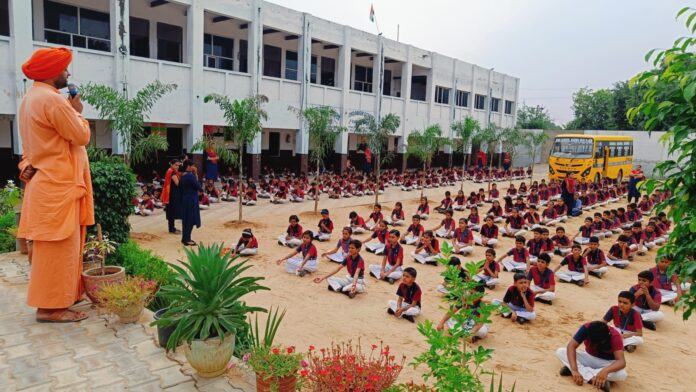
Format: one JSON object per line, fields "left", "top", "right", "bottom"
{"left": 0, "top": 252, "right": 255, "bottom": 391}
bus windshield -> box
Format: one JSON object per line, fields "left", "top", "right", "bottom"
{"left": 551, "top": 137, "right": 594, "bottom": 158}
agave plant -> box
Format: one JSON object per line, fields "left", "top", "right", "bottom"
{"left": 152, "top": 243, "right": 269, "bottom": 351}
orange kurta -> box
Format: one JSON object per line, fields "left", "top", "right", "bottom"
{"left": 18, "top": 82, "right": 94, "bottom": 309}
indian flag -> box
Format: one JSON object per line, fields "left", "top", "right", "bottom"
{"left": 369, "top": 4, "right": 375, "bottom": 22}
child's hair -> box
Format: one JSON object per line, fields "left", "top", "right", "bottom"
{"left": 571, "top": 244, "right": 582, "bottom": 250}
{"left": 618, "top": 290, "right": 635, "bottom": 303}
{"left": 389, "top": 229, "right": 401, "bottom": 238}
{"left": 302, "top": 230, "right": 313, "bottom": 239}
{"left": 556, "top": 226, "right": 565, "bottom": 233}
{"left": 395, "top": 202, "right": 402, "bottom": 208}
{"left": 374, "top": 203, "right": 382, "bottom": 209}
{"left": 447, "top": 256, "right": 461, "bottom": 266}
{"left": 638, "top": 270, "right": 654, "bottom": 282}
{"left": 343, "top": 226, "right": 353, "bottom": 234}
{"left": 584, "top": 217, "right": 593, "bottom": 223}
{"left": 403, "top": 267, "right": 417, "bottom": 278}
{"left": 532, "top": 227, "right": 543, "bottom": 234}
{"left": 350, "top": 239, "right": 363, "bottom": 249}
{"left": 537, "top": 253, "right": 551, "bottom": 264}
{"left": 618, "top": 207, "right": 626, "bottom": 213}
{"left": 242, "top": 229, "right": 253, "bottom": 238}
{"left": 445, "top": 191, "right": 451, "bottom": 196}
{"left": 632, "top": 222, "right": 642, "bottom": 228}
{"left": 593, "top": 212, "right": 602, "bottom": 218}
{"left": 349, "top": 211, "right": 357, "bottom": 218}
{"left": 529, "top": 204, "right": 537, "bottom": 210}
{"left": 617, "top": 235, "right": 628, "bottom": 242}
{"left": 485, "top": 248, "right": 496, "bottom": 257}
{"left": 484, "top": 216, "right": 493, "bottom": 222}
{"left": 589, "top": 236, "right": 600, "bottom": 244}
{"left": 412, "top": 214, "right": 421, "bottom": 220}
{"left": 541, "top": 228, "right": 550, "bottom": 235}
{"left": 515, "top": 235, "right": 525, "bottom": 244}
{"left": 587, "top": 321, "right": 611, "bottom": 343}
{"left": 458, "top": 217, "right": 468, "bottom": 224}
{"left": 445, "top": 209, "right": 453, "bottom": 216}
{"left": 513, "top": 273, "right": 528, "bottom": 282}
{"left": 289, "top": 215, "right": 299, "bottom": 222}
{"left": 423, "top": 230, "right": 434, "bottom": 238}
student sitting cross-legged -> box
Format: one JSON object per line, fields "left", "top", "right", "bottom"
{"left": 473, "top": 216, "right": 500, "bottom": 248}
{"left": 369, "top": 229, "right": 404, "bottom": 284}
{"left": 650, "top": 255, "right": 687, "bottom": 305}
{"left": 313, "top": 239, "right": 366, "bottom": 299}
{"left": 451, "top": 218, "right": 475, "bottom": 256}
{"left": 556, "top": 321, "right": 627, "bottom": 391}
{"left": 322, "top": 227, "right": 353, "bottom": 263}
{"left": 602, "top": 291, "right": 644, "bottom": 353}
{"left": 629, "top": 270, "right": 664, "bottom": 331}
{"left": 474, "top": 248, "right": 500, "bottom": 289}
{"left": 387, "top": 267, "right": 422, "bottom": 323}
{"left": 365, "top": 221, "right": 389, "bottom": 255}
{"left": 230, "top": 228, "right": 259, "bottom": 256}
{"left": 348, "top": 211, "right": 369, "bottom": 234}
{"left": 411, "top": 230, "right": 440, "bottom": 265}
{"left": 606, "top": 235, "right": 631, "bottom": 269}
{"left": 492, "top": 273, "right": 536, "bottom": 324}
{"left": 277, "top": 215, "right": 303, "bottom": 247}
{"left": 527, "top": 253, "right": 556, "bottom": 304}
{"left": 276, "top": 230, "right": 318, "bottom": 277}
{"left": 437, "top": 269, "right": 489, "bottom": 342}
{"left": 312, "top": 209, "right": 334, "bottom": 241}
{"left": 401, "top": 215, "right": 424, "bottom": 246}
{"left": 554, "top": 244, "right": 590, "bottom": 287}
{"left": 499, "top": 236, "right": 531, "bottom": 273}
{"left": 583, "top": 237, "right": 609, "bottom": 279}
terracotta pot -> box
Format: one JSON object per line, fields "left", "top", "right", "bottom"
{"left": 255, "top": 373, "right": 297, "bottom": 392}
{"left": 81, "top": 266, "right": 126, "bottom": 304}
{"left": 183, "top": 333, "right": 235, "bottom": 378}
{"left": 17, "top": 237, "right": 28, "bottom": 255}
{"left": 114, "top": 303, "right": 144, "bottom": 323}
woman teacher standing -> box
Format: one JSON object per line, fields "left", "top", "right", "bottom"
{"left": 627, "top": 165, "right": 644, "bottom": 204}
{"left": 162, "top": 159, "right": 181, "bottom": 234}
{"left": 180, "top": 160, "right": 202, "bottom": 246}
{"left": 561, "top": 172, "right": 576, "bottom": 215}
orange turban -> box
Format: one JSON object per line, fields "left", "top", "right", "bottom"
{"left": 22, "top": 47, "right": 73, "bottom": 80}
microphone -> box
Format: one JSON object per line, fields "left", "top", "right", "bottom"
{"left": 67, "top": 83, "right": 78, "bottom": 97}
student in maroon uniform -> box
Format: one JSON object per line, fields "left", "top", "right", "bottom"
{"left": 487, "top": 183, "right": 500, "bottom": 202}
{"left": 322, "top": 227, "right": 353, "bottom": 263}
{"left": 492, "top": 273, "right": 536, "bottom": 324}
{"left": 369, "top": 229, "right": 404, "bottom": 283}
{"left": 453, "top": 190, "right": 467, "bottom": 211}
{"left": 313, "top": 209, "right": 334, "bottom": 241}
{"left": 499, "top": 236, "right": 531, "bottom": 273}
{"left": 602, "top": 291, "right": 644, "bottom": 352}
{"left": 468, "top": 206, "right": 482, "bottom": 231}
{"left": 435, "top": 191, "right": 454, "bottom": 214}
{"left": 452, "top": 217, "right": 474, "bottom": 255}
{"left": 365, "top": 220, "right": 389, "bottom": 255}
{"left": 366, "top": 204, "right": 384, "bottom": 230}
{"left": 542, "top": 201, "right": 560, "bottom": 226}
{"left": 556, "top": 321, "right": 627, "bottom": 390}
{"left": 434, "top": 209, "right": 456, "bottom": 239}
{"left": 629, "top": 270, "right": 664, "bottom": 330}
{"left": 474, "top": 248, "right": 499, "bottom": 289}
{"left": 417, "top": 197, "right": 430, "bottom": 220}
{"left": 411, "top": 230, "right": 440, "bottom": 265}
{"left": 314, "top": 239, "right": 365, "bottom": 298}
{"left": 584, "top": 237, "right": 610, "bottom": 278}
{"left": 552, "top": 226, "right": 572, "bottom": 256}
{"left": 276, "top": 230, "right": 318, "bottom": 277}
{"left": 650, "top": 255, "right": 686, "bottom": 305}
{"left": 230, "top": 228, "right": 259, "bottom": 256}
{"left": 385, "top": 201, "right": 405, "bottom": 226}
{"left": 554, "top": 244, "right": 590, "bottom": 286}
{"left": 527, "top": 253, "right": 556, "bottom": 304}
{"left": 348, "top": 211, "right": 369, "bottom": 234}
{"left": 401, "top": 214, "right": 425, "bottom": 245}
{"left": 573, "top": 217, "right": 594, "bottom": 245}
{"left": 526, "top": 228, "right": 547, "bottom": 264}
{"left": 487, "top": 200, "right": 505, "bottom": 223}
{"left": 387, "top": 267, "right": 422, "bottom": 323}
{"left": 474, "top": 216, "right": 500, "bottom": 248}
{"left": 502, "top": 208, "right": 527, "bottom": 237}
{"left": 606, "top": 235, "right": 631, "bottom": 269}
{"left": 278, "top": 215, "right": 303, "bottom": 247}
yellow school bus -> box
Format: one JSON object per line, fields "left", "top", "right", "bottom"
{"left": 548, "top": 134, "right": 634, "bottom": 183}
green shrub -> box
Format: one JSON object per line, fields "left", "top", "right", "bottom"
{"left": 0, "top": 211, "right": 16, "bottom": 253}
{"left": 90, "top": 160, "right": 136, "bottom": 244}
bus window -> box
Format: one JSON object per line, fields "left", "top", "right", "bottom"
{"left": 551, "top": 137, "right": 593, "bottom": 158}
{"left": 628, "top": 142, "right": 633, "bottom": 156}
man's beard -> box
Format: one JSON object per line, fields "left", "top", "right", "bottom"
{"left": 55, "top": 77, "right": 68, "bottom": 89}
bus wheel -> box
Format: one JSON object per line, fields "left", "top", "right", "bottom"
{"left": 594, "top": 173, "right": 601, "bottom": 184}
{"left": 617, "top": 170, "right": 623, "bottom": 184}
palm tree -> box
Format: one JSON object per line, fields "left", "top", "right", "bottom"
{"left": 522, "top": 130, "right": 550, "bottom": 179}
{"left": 80, "top": 81, "right": 177, "bottom": 166}
{"left": 406, "top": 124, "right": 450, "bottom": 198}
{"left": 501, "top": 127, "right": 524, "bottom": 186}
{"left": 473, "top": 124, "right": 501, "bottom": 193}
{"left": 195, "top": 94, "right": 268, "bottom": 222}
{"left": 292, "top": 106, "right": 346, "bottom": 212}
{"left": 351, "top": 112, "right": 401, "bottom": 205}
{"left": 451, "top": 116, "right": 480, "bottom": 190}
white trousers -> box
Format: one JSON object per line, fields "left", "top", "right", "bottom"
{"left": 503, "top": 227, "right": 527, "bottom": 237}
{"left": 243, "top": 199, "right": 257, "bottom": 206}
{"left": 238, "top": 247, "right": 258, "bottom": 256}
{"left": 284, "top": 255, "right": 318, "bottom": 274}
{"left": 492, "top": 299, "right": 536, "bottom": 320}
{"left": 574, "top": 237, "right": 590, "bottom": 245}
{"left": 366, "top": 242, "right": 386, "bottom": 255}
{"left": 531, "top": 284, "right": 556, "bottom": 301}
{"left": 474, "top": 274, "right": 499, "bottom": 288}
{"left": 327, "top": 251, "right": 347, "bottom": 263}
{"left": 199, "top": 204, "right": 210, "bottom": 210}
{"left": 589, "top": 266, "right": 609, "bottom": 277}
{"left": 473, "top": 235, "right": 499, "bottom": 248}
{"left": 633, "top": 306, "right": 664, "bottom": 322}
{"left": 388, "top": 300, "right": 421, "bottom": 317}
{"left": 454, "top": 243, "right": 474, "bottom": 255}
{"left": 419, "top": 214, "right": 429, "bottom": 220}
{"left": 446, "top": 319, "right": 488, "bottom": 339}
{"left": 611, "top": 327, "right": 644, "bottom": 347}
{"left": 629, "top": 244, "right": 648, "bottom": 254}
{"left": 351, "top": 227, "right": 367, "bottom": 234}
{"left": 435, "top": 228, "right": 453, "bottom": 238}
{"left": 411, "top": 250, "right": 438, "bottom": 264}
{"left": 543, "top": 218, "right": 560, "bottom": 226}
{"left": 606, "top": 257, "right": 630, "bottom": 267}
{"left": 311, "top": 231, "right": 331, "bottom": 241}
{"left": 385, "top": 219, "right": 404, "bottom": 226}
{"left": 557, "top": 248, "right": 571, "bottom": 255}
{"left": 402, "top": 235, "right": 420, "bottom": 245}
{"left": 277, "top": 236, "right": 302, "bottom": 248}
{"left": 557, "top": 270, "right": 585, "bottom": 282}
{"left": 555, "top": 348, "right": 628, "bottom": 383}
{"left": 502, "top": 258, "right": 527, "bottom": 272}
{"left": 368, "top": 264, "right": 403, "bottom": 280}
{"left": 327, "top": 276, "right": 365, "bottom": 293}
{"left": 658, "top": 288, "right": 678, "bottom": 304}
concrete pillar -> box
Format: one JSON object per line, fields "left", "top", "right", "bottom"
{"left": 110, "top": 0, "right": 129, "bottom": 155}
{"left": 444, "top": 58, "right": 457, "bottom": 167}
{"left": 425, "top": 54, "right": 435, "bottom": 127}
{"left": 399, "top": 47, "right": 412, "bottom": 173}
{"left": 9, "top": 0, "right": 35, "bottom": 156}
{"left": 247, "top": 0, "right": 264, "bottom": 179}
{"left": 187, "top": 1, "right": 204, "bottom": 170}
{"left": 334, "top": 26, "right": 352, "bottom": 174}
{"left": 294, "top": 13, "right": 311, "bottom": 175}
{"left": 469, "top": 64, "right": 476, "bottom": 118}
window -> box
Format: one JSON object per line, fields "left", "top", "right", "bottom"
{"left": 239, "top": 40, "right": 248, "bottom": 73}
{"left": 410, "top": 75, "right": 427, "bottom": 101}
{"left": 263, "top": 44, "right": 282, "bottom": 77}
{"left": 268, "top": 132, "right": 280, "bottom": 157}
{"left": 44, "top": 0, "right": 110, "bottom": 52}
{"left": 1, "top": 0, "right": 10, "bottom": 36}
{"left": 285, "top": 50, "right": 298, "bottom": 80}
{"left": 157, "top": 22, "right": 183, "bottom": 62}
{"left": 490, "top": 97, "right": 500, "bottom": 112}
{"left": 383, "top": 69, "right": 392, "bottom": 96}
{"left": 129, "top": 17, "right": 149, "bottom": 58}
{"left": 310, "top": 56, "right": 317, "bottom": 83}
{"left": 552, "top": 137, "right": 593, "bottom": 158}
{"left": 435, "top": 86, "right": 450, "bottom": 104}
{"left": 455, "top": 90, "right": 469, "bottom": 107}
{"left": 354, "top": 65, "right": 373, "bottom": 93}
{"left": 320, "top": 57, "right": 335, "bottom": 87}
{"left": 204, "top": 34, "right": 234, "bottom": 71}
{"left": 474, "top": 94, "right": 486, "bottom": 110}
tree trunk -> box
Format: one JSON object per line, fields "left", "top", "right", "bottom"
{"left": 487, "top": 144, "right": 494, "bottom": 194}
{"left": 460, "top": 145, "right": 466, "bottom": 192}
{"left": 530, "top": 150, "right": 536, "bottom": 180}
{"left": 314, "top": 162, "right": 320, "bottom": 213}
{"left": 420, "top": 162, "right": 426, "bottom": 199}
{"left": 374, "top": 154, "right": 380, "bottom": 206}
{"left": 238, "top": 147, "right": 243, "bottom": 222}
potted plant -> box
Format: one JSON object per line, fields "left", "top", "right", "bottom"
{"left": 153, "top": 243, "right": 268, "bottom": 378}
{"left": 81, "top": 224, "right": 125, "bottom": 303}
{"left": 98, "top": 276, "right": 157, "bottom": 323}
{"left": 244, "top": 307, "right": 302, "bottom": 392}
{"left": 0, "top": 180, "right": 24, "bottom": 254}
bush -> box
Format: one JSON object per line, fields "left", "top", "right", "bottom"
{"left": 90, "top": 160, "right": 136, "bottom": 244}
{"left": 0, "top": 211, "right": 16, "bottom": 253}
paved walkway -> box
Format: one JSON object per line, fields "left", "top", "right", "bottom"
{"left": 0, "top": 252, "right": 255, "bottom": 391}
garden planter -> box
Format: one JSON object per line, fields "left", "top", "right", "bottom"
{"left": 114, "top": 302, "right": 144, "bottom": 323}
{"left": 183, "top": 333, "right": 235, "bottom": 378}
{"left": 255, "top": 374, "right": 297, "bottom": 392}
{"left": 154, "top": 308, "right": 177, "bottom": 348}
{"left": 81, "top": 266, "right": 126, "bottom": 304}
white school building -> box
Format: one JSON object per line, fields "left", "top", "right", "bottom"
{"left": 0, "top": 0, "right": 519, "bottom": 179}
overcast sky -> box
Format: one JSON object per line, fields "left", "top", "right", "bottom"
{"left": 270, "top": 0, "right": 686, "bottom": 125}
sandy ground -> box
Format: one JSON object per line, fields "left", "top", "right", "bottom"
{"left": 129, "top": 165, "right": 696, "bottom": 391}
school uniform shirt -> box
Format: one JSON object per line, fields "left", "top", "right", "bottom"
{"left": 454, "top": 227, "right": 473, "bottom": 244}
{"left": 608, "top": 243, "right": 630, "bottom": 258}
{"left": 441, "top": 198, "right": 453, "bottom": 208}
{"left": 631, "top": 231, "right": 645, "bottom": 244}
{"left": 554, "top": 204, "right": 567, "bottom": 216}
{"left": 650, "top": 266, "right": 677, "bottom": 291}
{"left": 527, "top": 266, "right": 555, "bottom": 289}
{"left": 502, "top": 285, "right": 535, "bottom": 308}
{"left": 489, "top": 189, "right": 500, "bottom": 198}
{"left": 343, "top": 254, "right": 365, "bottom": 279}
{"left": 487, "top": 205, "right": 503, "bottom": 217}
{"left": 318, "top": 218, "right": 334, "bottom": 234}
{"left": 483, "top": 259, "right": 500, "bottom": 277}
{"left": 506, "top": 215, "right": 525, "bottom": 230}
{"left": 627, "top": 210, "right": 641, "bottom": 222}
{"left": 336, "top": 238, "right": 351, "bottom": 253}
{"left": 526, "top": 238, "right": 546, "bottom": 256}
{"left": 561, "top": 255, "right": 587, "bottom": 272}
{"left": 644, "top": 230, "right": 658, "bottom": 243}
{"left": 391, "top": 209, "right": 405, "bottom": 221}
{"left": 592, "top": 221, "right": 605, "bottom": 232}
{"left": 507, "top": 247, "right": 530, "bottom": 263}
{"left": 441, "top": 218, "right": 456, "bottom": 231}
{"left": 585, "top": 249, "right": 606, "bottom": 266}
{"left": 351, "top": 216, "right": 366, "bottom": 227}
{"left": 369, "top": 211, "right": 384, "bottom": 223}
{"left": 573, "top": 322, "right": 624, "bottom": 360}
{"left": 287, "top": 224, "right": 303, "bottom": 239}
{"left": 296, "top": 243, "right": 318, "bottom": 260}
{"left": 543, "top": 238, "right": 555, "bottom": 252}
{"left": 371, "top": 228, "right": 388, "bottom": 243}
{"left": 397, "top": 282, "right": 422, "bottom": 307}
{"left": 418, "top": 238, "right": 440, "bottom": 254}
{"left": 418, "top": 204, "right": 430, "bottom": 215}
{"left": 551, "top": 235, "right": 570, "bottom": 248}
{"left": 603, "top": 306, "right": 643, "bottom": 332}
{"left": 602, "top": 218, "right": 614, "bottom": 230}
{"left": 468, "top": 214, "right": 481, "bottom": 225}
{"left": 480, "top": 224, "right": 499, "bottom": 239}
{"left": 629, "top": 284, "right": 662, "bottom": 310}
{"left": 407, "top": 223, "right": 424, "bottom": 236}
{"left": 385, "top": 243, "right": 404, "bottom": 267}
{"left": 579, "top": 225, "right": 593, "bottom": 238}
{"left": 141, "top": 199, "right": 155, "bottom": 210}
{"left": 528, "top": 194, "right": 540, "bottom": 205}
{"left": 454, "top": 196, "right": 465, "bottom": 206}
{"left": 542, "top": 208, "right": 557, "bottom": 219}
{"left": 539, "top": 189, "right": 550, "bottom": 200}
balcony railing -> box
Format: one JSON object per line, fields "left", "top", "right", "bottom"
{"left": 204, "top": 54, "right": 234, "bottom": 71}
{"left": 44, "top": 29, "right": 110, "bottom": 52}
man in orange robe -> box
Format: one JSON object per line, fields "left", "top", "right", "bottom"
{"left": 17, "top": 47, "right": 94, "bottom": 322}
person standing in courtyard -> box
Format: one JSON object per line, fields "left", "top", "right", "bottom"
{"left": 180, "top": 160, "right": 202, "bottom": 246}
{"left": 627, "top": 165, "right": 644, "bottom": 204}
{"left": 561, "top": 172, "right": 576, "bottom": 216}
{"left": 162, "top": 159, "right": 181, "bottom": 234}
{"left": 205, "top": 146, "right": 219, "bottom": 182}
{"left": 18, "top": 47, "right": 94, "bottom": 322}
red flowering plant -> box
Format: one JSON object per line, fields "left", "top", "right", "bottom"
{"left": 302, "top": 341, "right": 405, "bottom": 391}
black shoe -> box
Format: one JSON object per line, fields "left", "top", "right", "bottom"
{"left": 516, "top": 317, "right": 527, "bottom": 325}
{"left": 328, "top": 285, "right": 334, "bottom": 292}
{"left": 624, "top": 344, "right": 637, "bottom": 353}
{"left": 501, "top": 312, "right": 512, "bottom": 319}
{"left": 387, "top": 308, "right": 395, "bottom": 315}
{"left": 347, "top": 291, "right": 357, "bottom": 299}
{"left": 600, "top": 380, "right": 611, "bottom": 392}
{"left": 559, "top": 366, "right": 572, "bottom": 376}
{"left": 402, "top": 315, "right": 415, "bottom": 323}
{"left": 643, "top": 320, "right": 657, "bottom": 331}
{"left": 297, "top": 270, "right": 307, "bottom": 278}
{"left": 589, "top": 270, "right": 602, "bottom": 279}
{"left": 471, "top": 336, "right": 481, "bottom": 343}
{"left": 400, "top": 240, "right": 406, "bottom": 245}
{"left": 574, "top": 280, "right": 585, "bottom": 287}
{"left": 425, "top": 260, "right": 438, "bottom": 266}
{"left": 388, "top": 278, "right": 395, "bottom": 285}
{"left": 536, "top": 298, "right": 552, "bottom": 305}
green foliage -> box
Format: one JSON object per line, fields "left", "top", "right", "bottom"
{"left": 90, "top": 160, "right": 137, "bottom": 244}
{"left": 87, "top": 145, "right": 121, "bottom": 164}
{"left": 80, "top": 81, "right": 176, "bottom": 165}
{"left": 565, "top": 87, "right": 615, "bottom": 130}
{"left": 0, "top": 211, "right": 17, "bottom": 253}
{"left": 411, "top": 241, "right": 500, "bottom": 391}
{"left": 152, "top": 243, "right": 269, "bottom": 351}
{"left": 629, "top": 6, "right": 696, "bottom": 320}
{"left": 520, "top": 130, "right": 550, "bottom": 176}
{"left": 351, "top": 111, "right": 401, "bottom": 167}
{"left": 500, "top": 128, "right": 524, "bottom": 161}
{"left": 0, "top": 181, "right": 21, "bottom": 216}
{"left": 249, "top": 307, "right": 286, "bottom": 349}
{"left": 247, "top": 344, "right": 303, "bottom": 383}
{"left": 406, "top": 124, "right": 450, "bottom": 168}
{"left": 516, "top": 104, "right": 559, "bottom": 130}
{"left": 452, "top": 116, "right": 480, "bottom": 156}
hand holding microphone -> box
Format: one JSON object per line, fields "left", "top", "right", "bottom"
{"left": 67, "top": 83, "right": 83, "bottom": 113}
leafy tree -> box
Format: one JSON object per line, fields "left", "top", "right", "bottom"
{"left": 351, "top": 112, "right": 401, "bottom": 205}
{"left": 565, "top": 87, "right": 615, "bottom": 130}
{"left": 500, "top": 127, "right": 525, "bottom": 185}
{"left": 293, "top": 106, "right": 345, "bottom": 212}
{"left": 80, "top": 81, "right": 177, "bottom": 165}
{"left": 521, "top": 130, "right": 550, "bottom": 179}
{"left": 629, "top": 6, "right": 696, "bottom": 319}
{"left": 451, "top": 117, "right": 480, "bottom": 190}
{"left": 610, "top": 81, "right": 643, "bottom": 130}
{"left": 406, "top": 125, "right": 450, "bottom": 198}
{"left": 516, "top": 104, "right": 559, "bottom": 130}
{"left": 195, "top": 95, "right": 268, "bottom": 222}
{"left": 472, "top": 124, "right": 500, "bottom": 193}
